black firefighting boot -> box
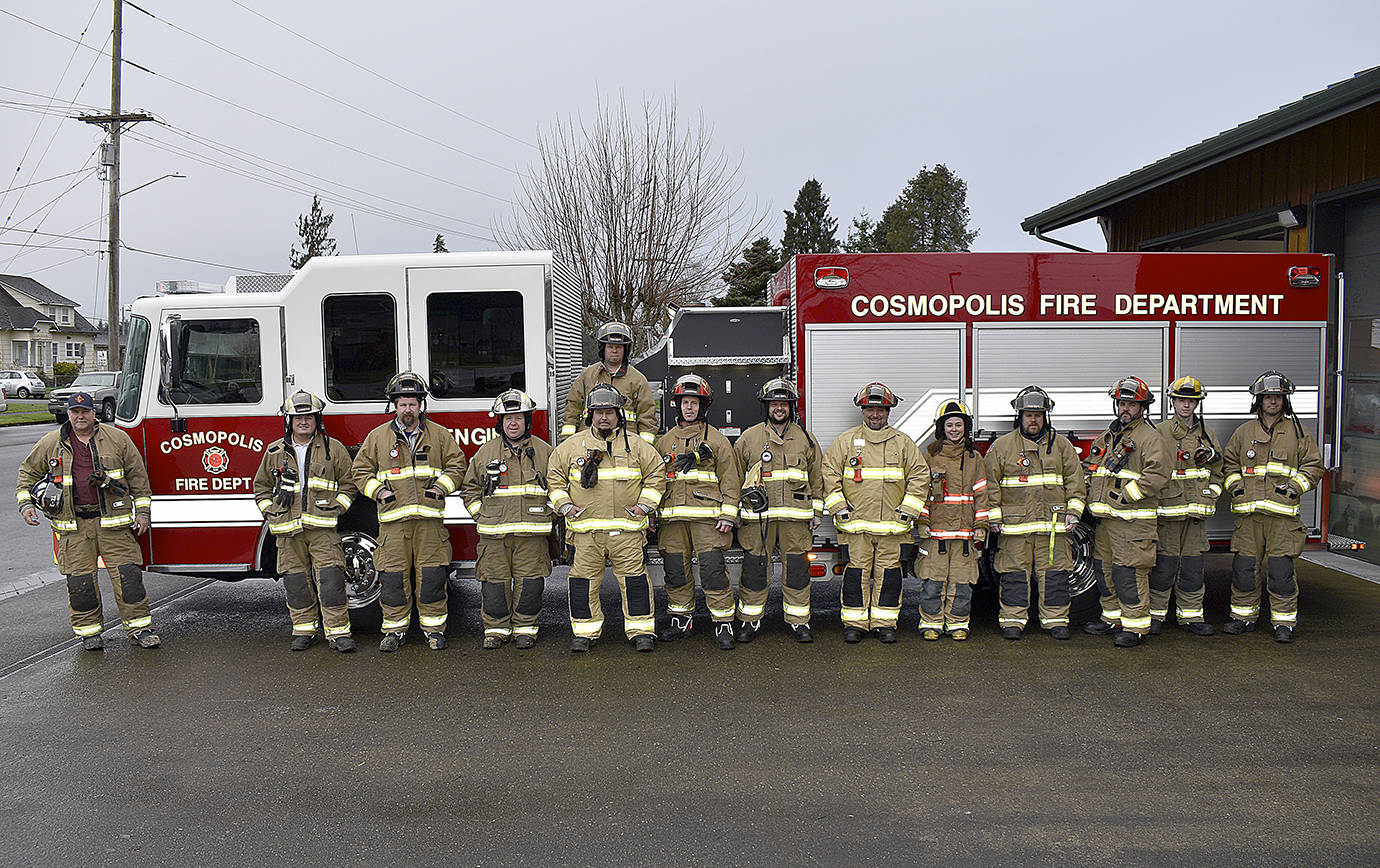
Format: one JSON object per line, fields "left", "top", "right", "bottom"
{"left": 874, "top": 627, "right": 897, "bottom": 644}
{"left": 81, "top": 635, "right": 104, "bottom": 652}
{"left": 1113, "top": 629, "right": 1143, "bottom": 648}
{"left": 1002, "top": 626, "right": 1022, "bottom": 641}
{"left": 715, "top": 623, "right": 736, "bottom": 650}
{"left": 791, "top": 623, "right": 814, "bottom": 643}
{"left": 290, "top": 635, "right": 316, "bottom": 652}
{"left": 1274, "top": 625, "right": 1294, "bottom": 643}
{"left": 1049, "top": 626, "right": 1072, "bottom": 640}
{"left": 1222, "top": 619, "right": 1255, "bottom": 635}
{"left": 633, "top": 635, "right": 655, "bottom": 652}
{"left": 660, "top": 614, "right": 694, "bottom": 642}
{"left": 843, "top": 626, "right": 864, "bottom": 643}
{"left": 735, "top": 620, "right": 759, "bottom": 643}
{"left": 130, "top": 630, "right": 160, "bottom": 649}
{"left": 514, "top": 634, "right": 536, "bottom": 650}
{"left": 378, "top": 632, "right": 405, "bottom": 652}
{"left": 1083, "top": 621, "right": 1113, "bottom": 636}
{"left": 570, "top": 636, "right": 592, "bottom": 653}
{"left": 328, "top": 636, "right": 356, "bottom": 653}
{"left": 426, "top": 631, "right": 447, "bottom": 650}
{"left": 1148, "top": 619, "right": 1164, "bottom": 635}
{"left": 1178, "top": 621, "right": 1214, "bottom": 636}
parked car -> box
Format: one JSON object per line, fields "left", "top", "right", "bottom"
{"left": 0, "top": 370, "right": 47, "bottom": 399}
{"left": 49, "top": 371, "right": 121, "bottom": 422}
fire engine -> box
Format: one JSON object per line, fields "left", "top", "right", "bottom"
{"left": 112, "top": 249, "right": 1335, "bottom": 623}
{"left": 767, "top": 251, "right": 1336, "bottom": 586}
{"left": 113, "top": 251, "right": 582, "bottom": 621}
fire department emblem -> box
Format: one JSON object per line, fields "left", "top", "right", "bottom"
{"left": 202, "top": 446, "right": 230, "bottom": 474}
{"left": 1246, "top": 449, "right": 1257, "bottom": 459}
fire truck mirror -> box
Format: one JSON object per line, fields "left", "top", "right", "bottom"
{"left": 160, "top": 318, "right": 186, "bottom": 390}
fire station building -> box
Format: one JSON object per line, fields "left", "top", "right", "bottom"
{"left": 1023, "top": 66, "right": 1380, "bottom": 567}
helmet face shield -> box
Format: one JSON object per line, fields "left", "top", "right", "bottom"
{"left": 854, "top": 382, "right": 900, "bottom": 408}
{"left": 283, "top": 389, "right": 324, "bottom": 416}
{"left": 1109, "top": 376, "right": 1154, "bottom": 404}
{"left": 1011, "top": 386, "right": 1054, "bottom": 413}
{"left": 595, "top": 321, "right": 633, "bottom": 346}
{"left": 1251, "top": 370, "right": 1295, "bottom": 396}
{"left": 385, "top": 371, "right": 428, "bottom": 402}
{"left": 758, "top": 377, "right": 799, "bottom": 403}
{"left": 490, "top": 388, "right": 537, "bottom": 416}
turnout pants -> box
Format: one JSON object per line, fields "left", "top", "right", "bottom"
{"left": 737, "top": 519, "right": 813, "bottom": 626}
{"left": 569, "top": 530, "right": 654, "bottom": 640}
{"left": 838, "top": 532, "right": 904, "bottom": 630}
{"left": 917, "top": 536, "right": 978, "bottom": 632}
{"left": 375, "top": 518, "right": 452, "bottom": 635}
{"left": 660, "top": 520, "right": 733, "bottom": 624}
{"left": 56, "top": 516, "right": 150, "bottom": 638}
{"left": 276, "top": 528, "right": 350, "bottom": 639}
{"left": 992, "top": 530, "right": 1073, "bottom": 630}
{"left": 477, "top": 535, "right": 551, "bottom": 642}
{"left": 1149, "top": 518, "right": 1208, "bottom": 624}
{"left": 1093, "top": 519, "right": 1155, "bottom": 635}
{"left": 1230, "top": 513, "right": 1306, "bottom": 628}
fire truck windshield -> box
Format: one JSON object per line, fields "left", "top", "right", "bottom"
{"left": 116, "top": 316, "right": 150, "bottom": 422}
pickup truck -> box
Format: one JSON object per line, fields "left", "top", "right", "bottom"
{"left": 49, "top": 371, "right": 121, "bottom": 422}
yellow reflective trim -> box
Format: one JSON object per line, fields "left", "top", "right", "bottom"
{"left": 1001, "top": 474, "right": 1065, "bottom": 487}
{"left": 1231, "top": 499, "right": 1299, "bottom": 517}
{"left": 335, "top": 493, "right": 353, "bottom": 509}
{"left": 639, "top": 432, "right": 657, "bottom": 443}
{"left": 435, "top": 473, "right": 458, "bottom": 494}
{"left": 490, "top": 485, "right": 549, "bottom": 498}
{"left": 638, "top": 487, "right": 662, "bottom": 505}
{"left": 419, "top": 613, "right": 447, "bottom": 628}
{"left": 761, "top": 507, "right": 814, "bottom": 521}
{"left": 857, "top": 468, "right": 905, "bottom": 481}
{"left": 300, "top": 514, "right": 339, "bottom": 528}
{"left": 324, "top": 624, "right": 351, "bottom": 637}
{"left": 1124, "top": 480, "right": 1144, "bottom": 501}
{"left": 382, "top": 617, "right": 410, "bottom": 630}
{"left": 464, "top": 500, "right": 483, "bottom": 516}
{"left": 834, "top": 518, "right": 910, "bottom": 535}
{"left": 362, "top": 479, "right": 383, "bottom": 498}
{"left": 125, "top": 616, "right": 152, "bottom": 630}
{"left": 659, "top": 505, "right": 721, "bottom": 520}
{"left": 999, "top": 520, "right": 1055, "bottom": 534}
{"left": 669, "top": 470, "right": 719, "bottom": 484}
{"left": 307, "top": 477, "right": 339, "bottom": 492}
{"left": 1088, "top": 502, "right": 1157, "bottom": 521}
{"left": 73, "top": 623, "right": 103, "bottom": 636}
{"left": 783, "top": 602, "right": 811, "bottom": 617}
{"left": 256, "top": 499, "right": 274, "bottom": 513}
{"left": 571, "top": 619, "right": 603, "bottom": 638}
{"left": 567, "top": 515, "right": 649, "bottom": 533}
{"left": 100, "top": 515, "right": 134, "bottom": 528}
{"left": 900, "top": 495, "right": 926, "bottom": 513}
{"left": 1223, "top": 473, "right": 1243, "bottom": 488}
{"left": 824, "top": 492, "right": 847, "bottom": 509}
{"left": 378, "top": 503, "right": 445, "bottom": 522}
{"left": 477, "top": 521, "right": 553, "bottom": 535}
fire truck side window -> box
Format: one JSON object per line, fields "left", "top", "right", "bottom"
{"left": 323, "top": 295, "right": 397, "bottom": 401}
{"left": 425, "top": 291, "right": 524, "bottom": 398}
{"left": 160, "top": 319, "right": 263, "bottom": 405}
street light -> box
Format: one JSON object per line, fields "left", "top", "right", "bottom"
{"left": 105, "top": 172, "right": 184, "bottom": 371}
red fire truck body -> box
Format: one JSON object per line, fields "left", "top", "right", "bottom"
{"left": 112, "top": 251, "right": 581, "bottom": 609}
{"left": 769, "top": 252, "right": 1335, "bottom": 576}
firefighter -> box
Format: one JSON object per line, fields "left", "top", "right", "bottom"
{"left": 1150, "top": 376, "right": 1223, "bottom": 636}
{"left": 460, "top": 389, "right": 553, "bottom": 650}
{"left": 16, "top": 392, "right": 157, "bottom": 650}
{"left": 655, "top": 374, "right": 742, "bottom": 650}
{"left": 984, "top": 386, "right": 1085, "bottom": 640}
{"left": 1222, "top": 370, "right": 1323, "bottom": 643}
{"left": 559, "top": 320, "right": 658, "bottom": 444}
{"left": 547, "top": 383, "right": 666, "bottom": 652}
{"left": 351, "top": 371, "right": 467, "bottom": 652}
{"left": 1084, "top": 376, "right": 1172, "bottom": 648}
{"left": 822, "top": 383, "right": 929, "bottom": 643}
{"left": 733, "top": 377, "right": 824, "bottom": 643}
{"left": 253, "top": 389, "right": 359, "bottom": 652}
{"left": 917, "top": 400, "right": 993, "bottom": 641}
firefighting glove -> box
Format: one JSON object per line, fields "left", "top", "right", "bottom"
{"left": 696, "top": 443, "right": 714, "bottom": 464}
{"left": 579, "top": 450, "right": 604, "bottom": 489}
{"left": 1275, "top": 483, "right": 1298, "bottom": 499}
{"left": 1193, "top": 445, "right": 1218, "bottom": 466}
{"left": 672, "top": 451, "right": 697, "bottom": 473}
{"left": 482, "top": 459, "right": 503, "bottom": 497}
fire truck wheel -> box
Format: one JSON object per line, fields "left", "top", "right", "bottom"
{"left": 341, "top": 531, "right": 382, "bottom": 633}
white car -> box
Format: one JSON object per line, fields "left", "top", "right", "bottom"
{"left": 0, "top": 370, "right": 47, "bottom": 399}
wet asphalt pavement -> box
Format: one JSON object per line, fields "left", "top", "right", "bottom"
{"left": 1, "top": 553, "right": 1378, "bottom": 865}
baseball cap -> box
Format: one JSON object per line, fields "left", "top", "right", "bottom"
{"left": 67, "top": 392, "right": 95, "bottom": 411}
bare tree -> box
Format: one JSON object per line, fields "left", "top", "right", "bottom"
{"left": 495, "top": 94, "right": 765, "bottom": 352}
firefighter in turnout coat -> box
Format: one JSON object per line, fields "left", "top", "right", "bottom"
{"left": 917, "top": 400, "right": 993, "bottom": 640}
{"left": 1083, "top": 376, "right": 1172, "bottom": 648}
{"left": 1221, "top": 370, "right": 1323, "bottom": 643}
{"left": 460, "top": 389, "right": 554, "bottom": 651}
{"left": 254, "top": 389, "right": 358, "bottom": 652}
{"left": 822, "top": 383, "right": 929, "bottom": 644}
{"left": 17, "top": 392, "right": 157, "bottom": 650}
{"left": 352, "top": 372, "right": 468, "bottom": 652}
{"left": 984, "top": 386, "right": 1086, "bottom": 640}
{"left": 547, "top": 383, "right": 666, "bottom": 653}
{"left": 1150, "top": 376, "right": 1224, "bottom": 636}
{"left": 559, "top": 321, "right": 658, "bottom": 445}
{"left": 733, "top": 377, "right": 824, "bottom": 644}
{"left": 655, "top": 374, "right": 742, "bottom": 650}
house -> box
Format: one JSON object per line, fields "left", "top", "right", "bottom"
{"left": 0, "top": 275, "right": 100, "bottom": 376}
{"left": 1022, "top": 65, "right": 1380, "bottom": 568}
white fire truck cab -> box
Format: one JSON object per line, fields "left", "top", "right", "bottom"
{"left": 113, "top": 251, "right": 581, "bottom": 616}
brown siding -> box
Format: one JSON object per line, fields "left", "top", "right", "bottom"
{"left": 1104, "top": 103, "right": 1380, "bottom": 250}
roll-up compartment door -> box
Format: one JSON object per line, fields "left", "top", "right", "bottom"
{"left": 974, "top": 324, "right": 1167, "bottom": 436}
{"left": 804, "top": 324, "right": 964, "bottom": 448}
{"left": 1177, "top": 323, "right": 1325, "bottom": 534}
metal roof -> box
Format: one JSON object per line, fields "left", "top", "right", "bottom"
{"left": 1022, "top": 66, "right": 1380, "bottom": 234}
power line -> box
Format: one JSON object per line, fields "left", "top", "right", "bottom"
{"left": 128, "top": 1, "right": 527, "bottom": 179}
{"left": 158, "top": 123, "right": 495, "bottom": 233}
{"left": 227, "top": 0, "right": 537, "bottom": 151}
{"left": 26, "top": 251, "right": 95, "bottom": 275}
{"left": 0, "top": 146, "right": 101, "bottom": 271}
{"left": 127, "top": 129, "right": 495, "bottom": 244}
{"left": 119, "top": 241, "right": 268, "bottom": 273}
{"left": 0, "top": 168, "right": 95, "bottom": 197}
{"left": 3, "top": 6, "right": 517, "bottom": 206}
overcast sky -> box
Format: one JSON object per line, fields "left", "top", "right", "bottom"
{"left": 1, "top": 0, "right": 1378, "bottom": 321}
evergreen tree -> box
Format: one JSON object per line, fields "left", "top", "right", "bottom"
{"left": 289, "top": 195, "right": 338, "bottom": 270}
{"left": 843, "top": 211, "right": 886, "bottom": 253}
{"left": 780, "top": 178, "right": 839, "bottom": 259}
{"left": 433, "top": 234, "right": 448, "bottom": 253}
{"left": 876, "top": 164, "right": 978, "bottom": 252}
{"left": 715, "top": 236, "right": 781, "bottom": 307}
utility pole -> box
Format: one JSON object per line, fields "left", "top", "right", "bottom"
{"left": 78, "top": 0, "right": 152, "bottom": 372}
